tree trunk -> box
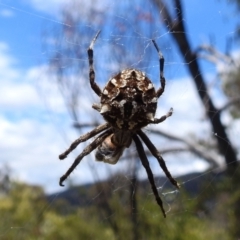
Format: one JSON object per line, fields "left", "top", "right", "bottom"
{"left": 153, "top": 0, "right": 238, "bottom": 173}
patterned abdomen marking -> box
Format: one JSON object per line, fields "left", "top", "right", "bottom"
{"left": 100, "top": 69, "right": 157, "bottom": 131}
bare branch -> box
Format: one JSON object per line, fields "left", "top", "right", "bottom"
{"left": 148, "top": 128, "right": 223, "bottom": 169}
{"left": 174, "top": 0, "right": 183, "bottom": 22}
{"left": 152, "top": 0, "right": 238, "bottom": 171}
{"left": 152, "top": 0, "right": 174, "bottom": 29}
{"left": 73, "top": 122, "right": 100, "bottom": 129}
{"left": 219, "top": 97, "right": 240, "bottom": 113}
{"left": 196, "top": 44, "right": 236, "bottom": 66}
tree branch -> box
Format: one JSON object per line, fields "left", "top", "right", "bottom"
{"left": 148, "top": 129, "right": 223, "bottom": 169}
{"left": 152, "top": 0, "right": 238, "bottom": 171}
{"left": 219, "top": 97, "right": 240, "bottom": 113}
{"left": 196, "top": 44, "right": 236, "bottom": 66}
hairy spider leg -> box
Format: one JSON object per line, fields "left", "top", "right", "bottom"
{"left": 133, "top": 134, "right": 166, "bottom": 218}
{"left": 59, "top": 123, "right": 110, "bottom": 160}
{"left": 151, "top": 108, "right": 173, "bottom": 124}
{"left": 59, "top": 129, "right": 112, "bottom": 186}
{"left": 138, "top": 130, "right": 180, "bottom": 189}
{"left": 87, "top": 30, "right": 102, "bottom": 97}
{"left": 152, "top": 39, "right": 166, "bottom": 98}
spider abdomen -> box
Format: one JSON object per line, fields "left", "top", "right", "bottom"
{"left": 100, "top": 69, "right": 157, "bottom": 131}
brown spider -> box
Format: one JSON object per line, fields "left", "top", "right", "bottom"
{"left": 59, "top": 31, "right": 180, "bottom": 217}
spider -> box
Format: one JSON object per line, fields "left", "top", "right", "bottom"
{"left": 59, "top": 31, "right": 180, "bottom": 217}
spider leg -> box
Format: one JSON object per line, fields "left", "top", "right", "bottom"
{"left": 151, "top": 108, "right": 173, "bottom": 124}
{"left": 60, "top": 129, "right": 112, "bottom": 186}
{"left": 87, "top": 30, "right": 102, "bottom": 97}
{"left": 133, "top": 134, "right": 166, "bottom": 218}
{"left": 152, "top": 39, "right": 165, "bottom": 98}
{"left": 59, "top": 123, "right": 110, "bottom": 160}
{"left": 138, "top": 130, "right": 180, "bottom": 189}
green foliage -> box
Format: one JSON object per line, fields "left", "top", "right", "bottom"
{"left": 222, "top": 171, "right": 240, "bottom": 238}
{"left": 0, "top": 175, "right": 239, "bottom": 240}
{"left": 222, "top": 66, "right": 240, "bottom": 118}
{"left": 0, "top": 182, "right": 114, "bottom": 240}
{"left": 134, "top": 191, "right": 231, "bottom": 240}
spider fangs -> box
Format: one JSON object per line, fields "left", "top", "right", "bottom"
{"left": 59, "top": 31, "right": 180, "bottom": 217}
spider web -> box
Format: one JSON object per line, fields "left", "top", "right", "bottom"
{"left": 0, "top": 0, "right": 240, "bottom": 239}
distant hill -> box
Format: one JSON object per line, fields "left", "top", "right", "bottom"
{"left": 47, "top": 171, "right": 222, "bottom": 207}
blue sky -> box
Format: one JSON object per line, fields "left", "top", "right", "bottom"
{"left": 0, "top": 0, "right": 239, "bottom": 193}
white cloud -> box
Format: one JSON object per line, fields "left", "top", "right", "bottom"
{"left": 25, "top": 0, "right": 69, "bottom": 17}
{"left": 0, "top": 43, "right": 16, "bottom": 69}
{"left": 26, "top": 0, "right": 114, "bottom": 20}
{"left": 0, "top": 9, "right": 14, "bottom": 18}
{"left": 0, "top": 40, "right": 116, "bottom": 193}
{"left": 0, "top": 80, "right": 40, "bottom": 109}
{"left": 0, "top": 37, "right": 239, "bottom": 194}
{"left": 154, "top": 76, "right": 211, "bottom": 138}
{"left": 0, "top": 43, "right": 40, "bottom": 110}
{"left": 0, "top": 41, "right": 73, "bottom": 192}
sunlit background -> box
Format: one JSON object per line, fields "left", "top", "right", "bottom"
{"left": 1, "top": 0, "right": 239, "bottom": 193}
{"left": 0, "top": 0, "right": 240, "bottom": 238}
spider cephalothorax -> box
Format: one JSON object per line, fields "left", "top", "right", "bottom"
{"left": 59, "top": 31, "right": 179, "bottom": 217}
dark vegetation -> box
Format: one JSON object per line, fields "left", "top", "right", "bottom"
{"left": 0, "top": 168, "right": 240, "bottom": 239}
